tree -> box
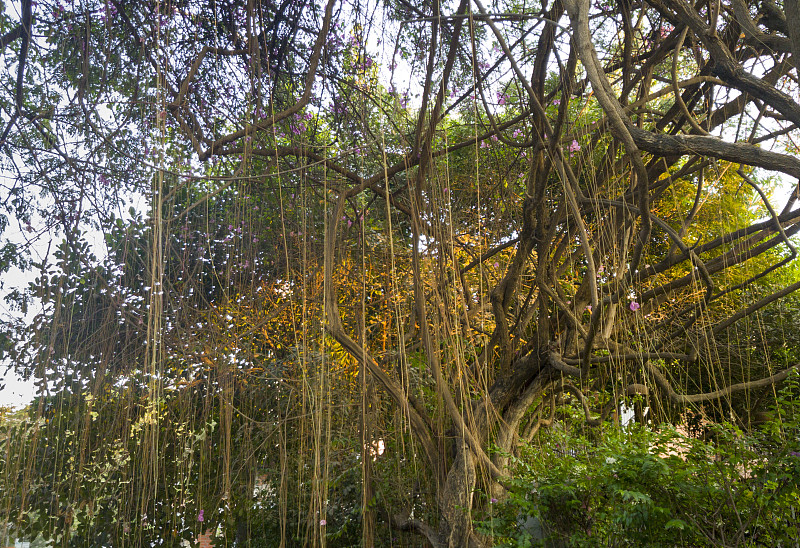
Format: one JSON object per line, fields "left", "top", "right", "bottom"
{"left": 4, "top": 0, "right": 800, "bottom": 546}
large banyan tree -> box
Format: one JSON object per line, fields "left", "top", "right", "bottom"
{"left": 2, "top": 0, "right": 800, "bottom": 546}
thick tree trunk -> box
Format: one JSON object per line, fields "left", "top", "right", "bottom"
{"left": 436, "top": 440, "right": 480, "bottom": 548}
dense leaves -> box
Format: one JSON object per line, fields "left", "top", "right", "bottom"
{"left": 478, "top": 372, "right": 800, "bottom": 546}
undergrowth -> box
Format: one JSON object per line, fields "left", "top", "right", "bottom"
{"left": 477, "top": 373, "right": 800, "bottom": 547}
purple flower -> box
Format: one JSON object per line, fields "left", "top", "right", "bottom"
{"left": 553, "top": 99, "right": 561, "bottom": 106}
{"left": 320, "top": 519, "right": 327, "bottom": 526}
{"left": 198, "top": 510, "right": 204, "bottom": 522}
{"left": 789, "top": 451, "right": 800, "bottom": 457}
{"left": 480, "top": 141, "right": 489, "bottom": 148}
{"left": 569, "top": 140, "right": 581, "bottom": 153}
{"left": 490, "top": 498, "right": 498, "bottom": 504}
{"left": 629, "top": 301, "right": 641, "bottom": 312}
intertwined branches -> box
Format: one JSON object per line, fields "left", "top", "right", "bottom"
{"left": 3, "top": 0, "right": 800, "bottom": 546}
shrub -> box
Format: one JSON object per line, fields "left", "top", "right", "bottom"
{"left": 477, "top": 374, "right": 800, "bottom": 547}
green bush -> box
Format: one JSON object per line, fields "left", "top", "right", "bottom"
{"left": 477, "top": 375, "right": 800, "bottom": 547}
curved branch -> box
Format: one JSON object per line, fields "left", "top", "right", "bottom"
{"left": 651, "top": 0, "right": 800, "bottom": 127}
{"left": 323, "top": 194, "right": 441, "bottom": 478}
{"left": 645, "top": 361, "right": 800, "bottom": 404}
{"left": 671, "top": 27, "right": 709, "bottom": 135}
{"left": 630, "top": 127, "right": 800, "bottom": 179}
{"left": 198, "top": 0, "right": 336, "bottom": 159}
{"left": 713, "top": 279, "right": 800, "bottom": 333}
{"left": 15, "top": 0, "right": 32, "bottom": 114}
{"left": 0, "top": 24, "right": 23, "bottom": 53}
{"left": 563, "top": 0, "right": 652, "bottom": 276}
{"left": 560, "top": 382, "right": 602, "bottom": 426}
{"left": 391, "top": 511, "right": 439, "bottom": 546}
{"left": 731, "top": 0, "right": 793, "bottom": 53}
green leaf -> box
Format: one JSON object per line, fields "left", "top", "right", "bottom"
{"left": 665, "top": 518, "right": 687, "bottom": 530}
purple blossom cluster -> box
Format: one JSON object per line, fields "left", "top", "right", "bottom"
{"left": 99, "top": 2, "right": 118, "bottom": 23}
{"left": 53, "top": 2, "right": 66, "bottom": 19}
{"left": 327, "top": 23, "right": 346, "bottom": 52}
{"left": 354, "top": 57, "right": 374, "bottom": 71}
{"left": 594, "top": 1, "right": 614, "bottom": 12}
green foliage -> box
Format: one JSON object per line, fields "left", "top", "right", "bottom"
{"left": 478, "top": 377, "right": 800, "bottom": 547}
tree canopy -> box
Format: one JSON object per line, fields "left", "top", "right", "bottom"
{"left": 2, "top": 0, "right": 800, "bottom": 546}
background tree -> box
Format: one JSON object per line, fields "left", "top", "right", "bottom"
{"left": 3, "top": 0, "right": 800, "bottom": 546}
